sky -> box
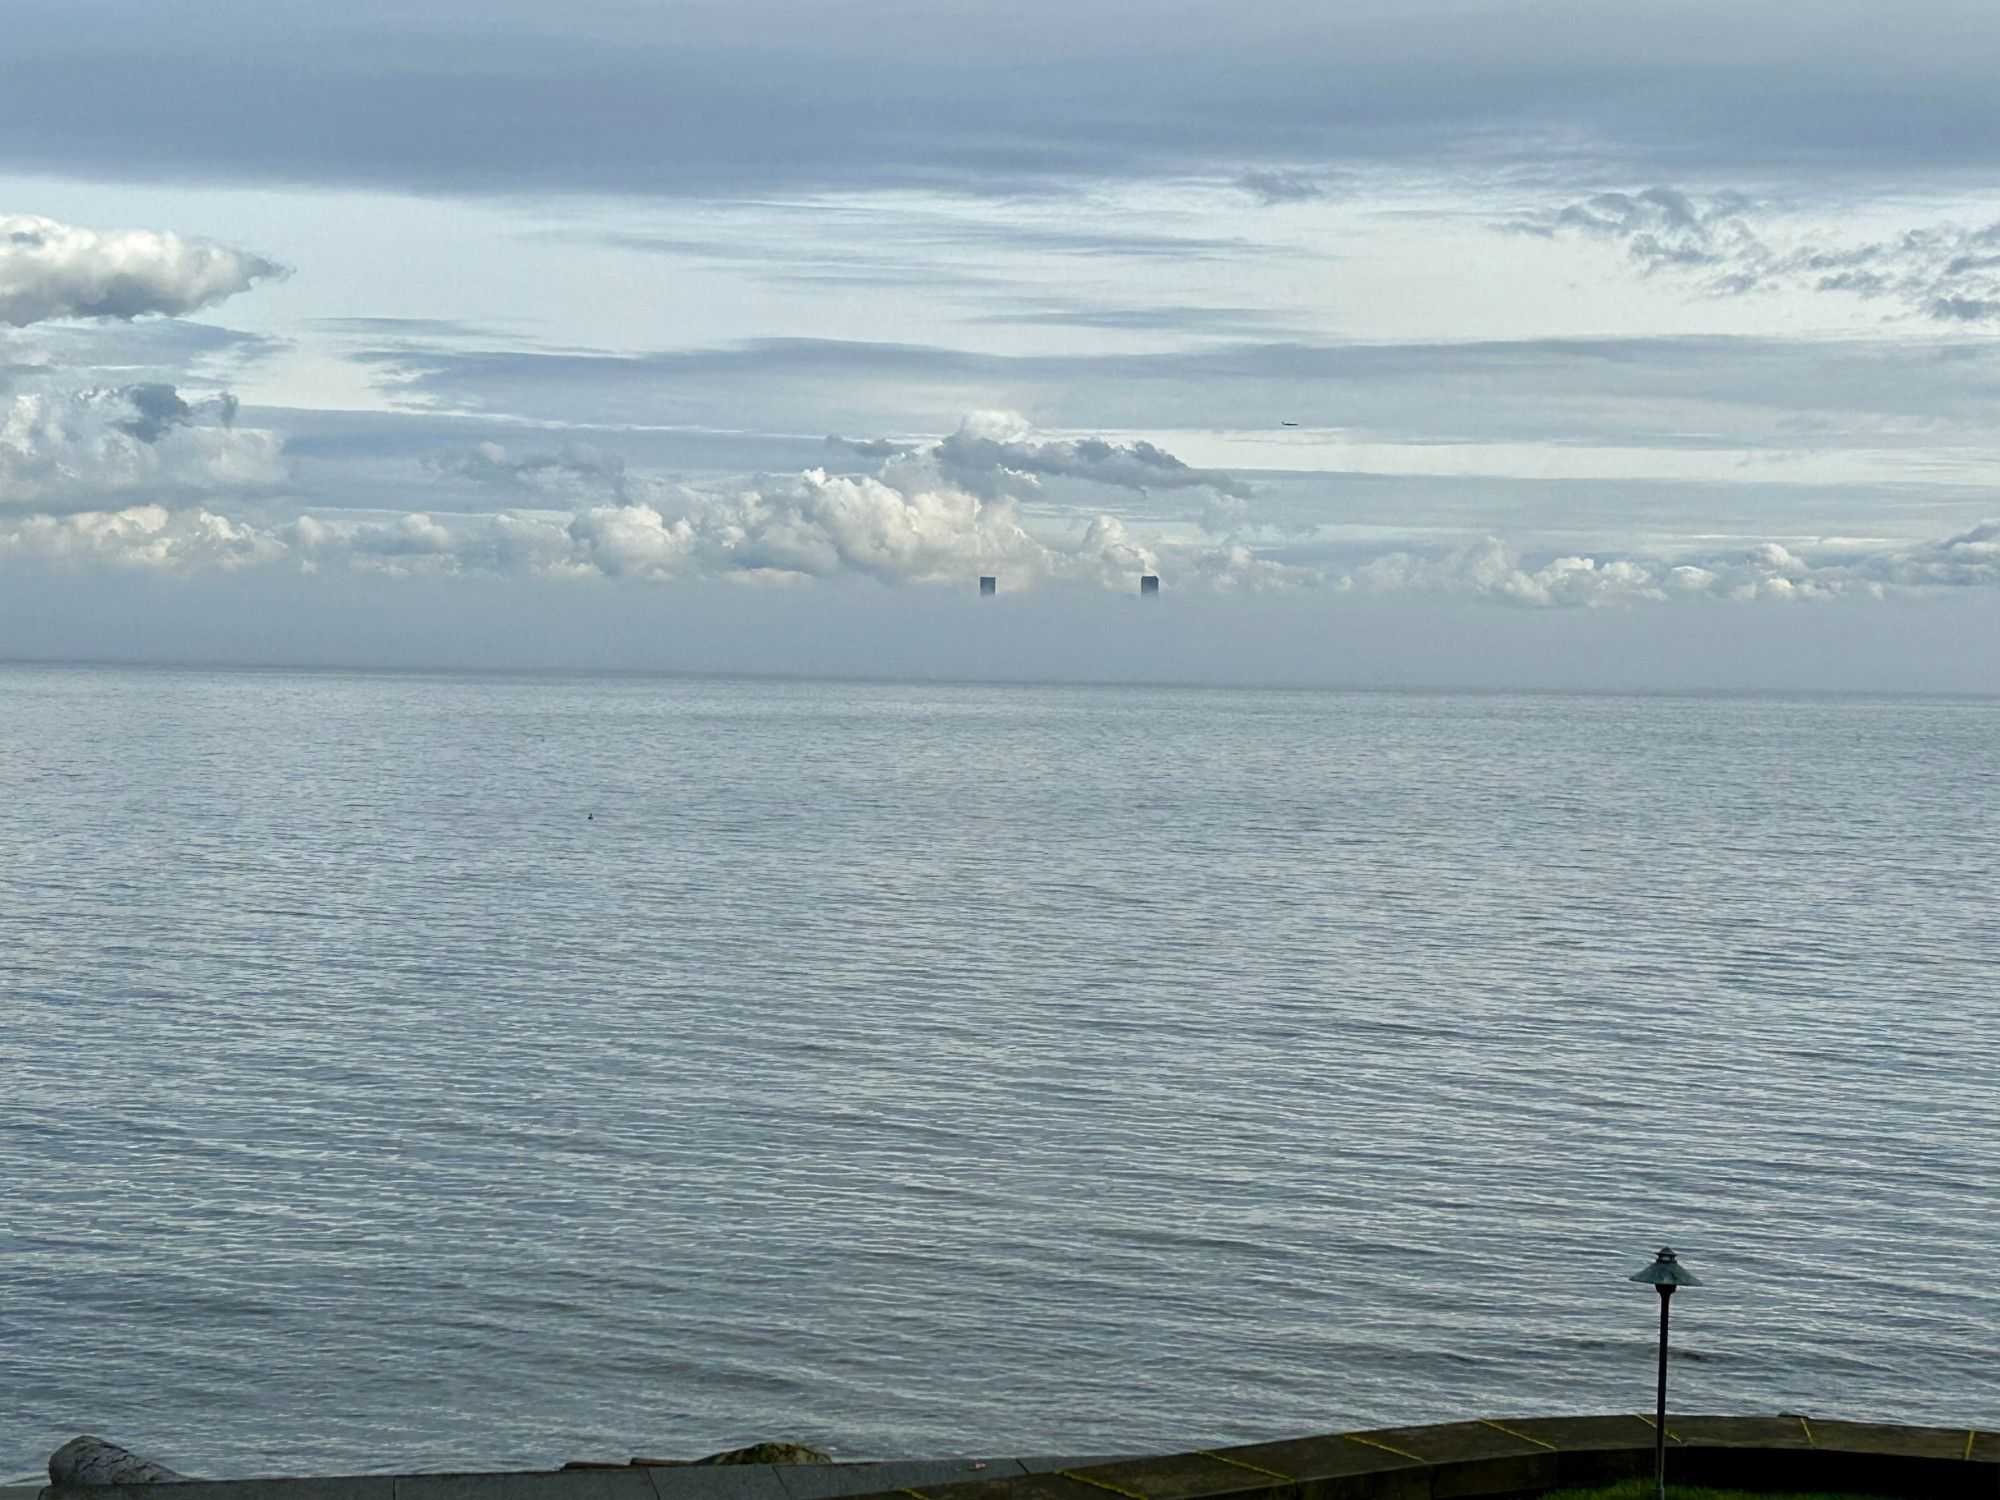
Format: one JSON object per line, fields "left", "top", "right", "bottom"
{"left": 4, "top": 0, "right": 2000, "bottom": 689}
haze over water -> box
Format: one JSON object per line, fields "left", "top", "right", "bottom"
{"left": 3, "top": 664, "right": 1996, "bottom": 1480}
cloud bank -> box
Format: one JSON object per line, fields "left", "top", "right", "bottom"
{"left": 0, "top": 214, "right": 282, "bottom": 327}
{"left": 6, "top": 488, "right": 1997, "bottom": 614}
{"left": 7, "top": 403, "right": 1999, "bottom": 605}
{"left": 1, "top": 483, "right": 1166, "bottom": 590}
{"left": 1342, "top": 525, "right": 2000, "bottom": 606}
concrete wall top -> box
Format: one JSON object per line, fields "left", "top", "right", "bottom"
{"left": 30, "top": 1418, "right": 1999, "bottom": 1500}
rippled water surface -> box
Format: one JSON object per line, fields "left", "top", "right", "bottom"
{"left": 3, "top": 666, "right": 1997, "bottom": 1479}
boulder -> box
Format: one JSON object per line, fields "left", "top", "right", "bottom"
{"left": 49, "top": 1436, "right": 191, "bottom": 1487}
{"left": 693, "top": 1443, "right": 831, "bottom": 1466}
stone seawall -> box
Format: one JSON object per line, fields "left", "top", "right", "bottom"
{"left": 15, "top": 1416, "right": 1997, "bottom": 1500}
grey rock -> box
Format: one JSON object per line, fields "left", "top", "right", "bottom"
{"left": 691, "top": 1449, "right": 828, "bottom": 1470}
{"left": 49, "top": 1437, "right": 191, "bottom": 1487}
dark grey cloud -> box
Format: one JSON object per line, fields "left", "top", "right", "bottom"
{"left": 1236, "top": 170, "right": 1327, "bottom": 204}
{"left": 428, "top": 441, "right": 630, "bottom": 498}
{"left": 826, "top": 436, "right": 916, "bottom": 461}
{"left": 312, "top": 316, "right": 524, "bottom": 340}
{"left": 0, "top": 214, "right": 281, "bottom": 326}
{"left": 7, "top": 2, "right": 2000, "bottom": 198}
{"left": 115, "top": 381, "right": 193, "bottom": 442}
{"left": 568, "top": 218, "right": 1255, "bottom": 262}
{"left": 105, "top": 381, "right": 236, "bottom": 442}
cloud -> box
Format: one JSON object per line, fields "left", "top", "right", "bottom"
{"left": 825, "top": 435, "right": 919, "bottom": 462}
{"left": 560, "top": 468, "right": 1159, "bottom": 589}
{"left": 1540, "top": 187, "right": 1763, "bottom": 273}
{"left": 8, "top": 479, "right": 2000, "bottom": 612}
{"left": 1339, "top": 525, "right": 2000, "bottom": 605}
{"left": 10, "top": 3, "right": 2000, "bottom": 199}
{"left": 18, "top": 478, "right": 1159, "bottom": 591}
{"left": 427, "top": 441, "right": 632, "bottom": 503}
{"left": 924, "top": 411, "right": 1249, "bottom": 499}
{"left": 1345, "top": 538, "right": 1672, "bottom": 607}
{"left": 0, "top": 215, "right": 282, "bottom": 326}
{"left": 113, "top": 382, "right": 240, "bottom": 443}
{"left": 0, "top": 503, "right": 283, "bottom": 572}
{"left": 0, "top": 384, "right": 286, "bottom": 513}
{"left": 1530, "top": 188, "right": 2000, "bottom": 322}
{"left": 364, "top": 328, "right": 2000, "bottom": 464}
{"left": 967, "top": 305, "right": 1295, "bottom": 336}
{"left": 0, "top": 412, "right": 1199, "bottom": 589}
{"left": 6, "top": 408, "right": 1993, "bottom": 606}
{"left": 1235, "top": 169, "right": 1325, "bottom": 204}
{"left": 423, "top": 417, "right": 1268, "bottom": 587}
{"left": 1866, "top": 518, "right": 2000, "bottom": 589}
{"left": 1183, "top": 543, "right": 1322, "bottom": 591}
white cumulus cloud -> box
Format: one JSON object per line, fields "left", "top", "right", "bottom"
{"left": 1346, "top": 538, "right": 1668, "bottom": 608}
{"left": 1, "top": 214, "right": 283, "bottom": 326}
{"left": 0, "top": 385, "right": 286, "bottom": 513}
{"left": 835, "top": 411, "right": 1248, "bottom": 500}
{"left": 0, "top": 504, "right": 283, "bottom": 572}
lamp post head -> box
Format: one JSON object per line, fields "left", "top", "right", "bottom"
{"left": 1630, "top": 1247, "right": 1701, "bottom": 1288}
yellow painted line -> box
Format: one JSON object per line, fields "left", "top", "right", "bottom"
{"left": 1966, "top": 1431, "right": 1977, "bottom": 1462}
{"left": 1058, "top": 1471, "right": 1150, "bottom": 1500}
{"left": 1798, "top": 1416, "right": 1816, "bottom": 1448}
{"left": 1478, "top": 1419, "right": 1558, "bottom": 1452}
{"left": 900, "top": 1489, "right": 932, "bottom": 1500}
{"left": 1341, "top": 1434, "right": 1425, "bottom": 1463}
{"left": 1636, "top": 1416, "right": 1684, "bottom": 1444}
{"left": 1195, "top": 1450, "right": 1294, "bottom": 1481}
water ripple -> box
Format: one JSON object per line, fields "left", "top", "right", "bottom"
{"left": 2, "top": 669, "right": 1996, "bottom": 1478}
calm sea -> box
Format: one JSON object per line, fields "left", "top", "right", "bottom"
{"left": 2, "top": 665, "right": 1996, "bottom": 1480}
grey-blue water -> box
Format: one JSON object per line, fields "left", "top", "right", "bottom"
{"left": 3, "top": 665, "right": 1997, "bottom": 1481}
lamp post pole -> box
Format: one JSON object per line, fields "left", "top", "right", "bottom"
{"left": 1653, "top": 1283, "right": 1673, "bottom": 1500}
{"left": 1629, "top": 1247, "right": 1700, "bottom": 1500}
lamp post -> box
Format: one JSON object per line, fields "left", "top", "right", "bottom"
{"left": 1629, "top": 1247, "right": 1701, "bottom": 1500}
